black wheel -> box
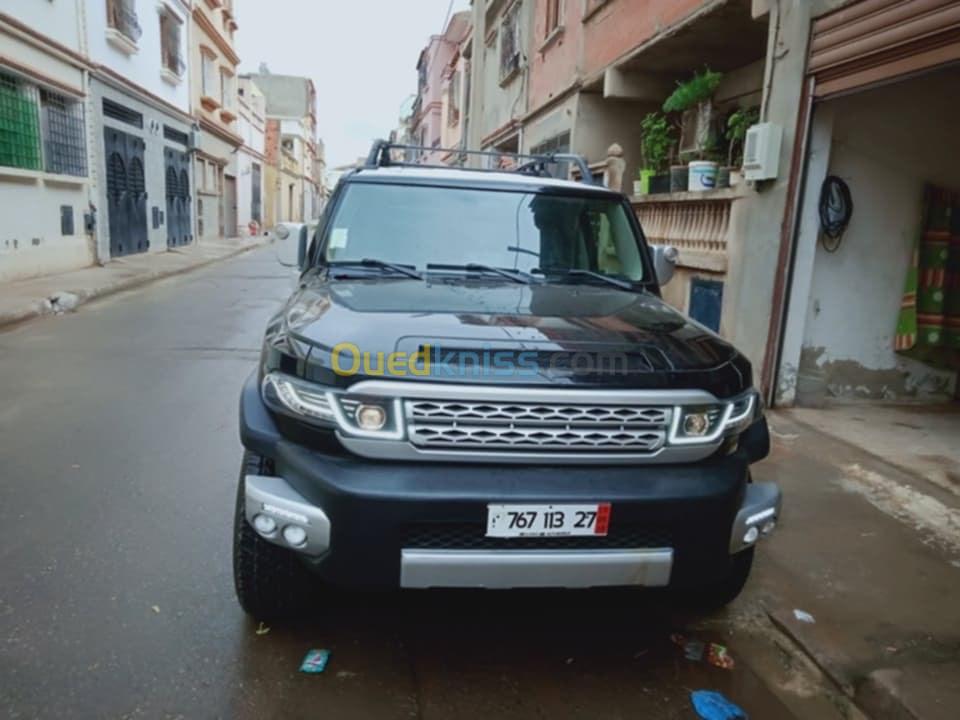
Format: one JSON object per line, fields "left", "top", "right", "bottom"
{"left": 233, "top": 450, "right": 315, "bottom": 619}
{"left": 676, "top": 548, "right": 755, "bottom": 612}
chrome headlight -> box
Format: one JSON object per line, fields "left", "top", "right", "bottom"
{"left": 668, "top": 390, "right": 758, "bottom": 446}
{"left": 261, "top": 372, "right": 404, "bottom": 440}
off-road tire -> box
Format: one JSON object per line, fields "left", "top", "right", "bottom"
{"left": 233, "top": 450, "right": 315, "bottom": 619}
{"left": 677, "top": 547, "right": 755, "bottom": 612}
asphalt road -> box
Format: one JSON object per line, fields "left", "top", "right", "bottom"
{"left": 0, "top": 247, "right": 795, "bottom": 719}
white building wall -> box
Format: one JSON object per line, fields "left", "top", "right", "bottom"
{"left": 0, "top": 3, "right": 93, "bottom": 282}
{"left": 787, "top": 67, "right": 960, "bottom": 401}
{"left": 84, "top": 0, "right": 191, "bottom": 114}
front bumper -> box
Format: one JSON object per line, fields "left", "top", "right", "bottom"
{"left": 240, "top": 372, "right": 780, "bottom": 589}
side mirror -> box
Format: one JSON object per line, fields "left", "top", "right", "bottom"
{"left": 274, "top": 224, "right": 290, "bottom": 240}
{"left": 652, "top": 245, "right": 678, "bottom": 286}
{"left": 274, "top": 223, "right": 306, "bottom": 269}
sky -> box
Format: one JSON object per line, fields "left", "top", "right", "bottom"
{"left": 236, "top": 0, "right": 470, "bottom": 170}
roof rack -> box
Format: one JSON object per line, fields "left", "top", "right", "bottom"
{"left": 364, "top": 139, "right": 598, "bottom": 185}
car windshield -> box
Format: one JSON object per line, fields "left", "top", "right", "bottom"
{"left": 322, "top": 183, "right": 648, "bottom": 282}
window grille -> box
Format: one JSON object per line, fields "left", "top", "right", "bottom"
{"left": 499, "top": 3, "right": 521, "bottom": 81}
{"left": 103, "top": 98, "right": 143, "bottom": 128}
{"left": 163, "top": 125, "right": 189, "bottom": 146}
{"left": 40, "top": 89, "right": 87, "bottom": 177}
{"left": 0, "top": 72, "right": 42, "bottom": 171}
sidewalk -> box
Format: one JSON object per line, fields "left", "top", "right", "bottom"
{"left": 0, "top": 236, "right": 271, "bottom": 331}
{"left": 749, "top": 410, "right": 960, "bottom": 719}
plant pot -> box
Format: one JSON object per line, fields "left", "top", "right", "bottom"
{"left": 669, "top": 165, "right": 688, "bottom": 193}
{"left": 633, "top": 180, "right": 644, "bottom": 196}
{"left": 638, "top": 168, "right": 656, "bottom": 195}
{"left": 730, "top": 168, "right": 744, "bottom": 187}
{"left": 650, "top": 173, "right": 671, "bottom": 194}
{"left": 688, "top": 160, "right": 719, "bottom": 192}
{"left": 716, "top": 166, "right": 731, "bottom": 189}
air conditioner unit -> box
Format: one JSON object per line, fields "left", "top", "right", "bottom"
{"left": 743, "top": 122, "right": 782, "bottom": 182}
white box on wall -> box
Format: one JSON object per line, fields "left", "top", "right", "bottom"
{"left": 743, "top": 122, "right": 783, "bottom": 181}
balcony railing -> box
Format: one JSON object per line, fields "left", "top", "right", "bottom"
{"left": 632, "top": 188, "right": 746, "bottom": 273}
{"left": 107, "top": 0, "right": 142, "bottom": 42}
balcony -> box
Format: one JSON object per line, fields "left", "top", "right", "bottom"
{"left": 106, "top": 0, "right": 142, "bottom": 55}
{"left": 632, "top": 187, "right": 748, "bottom": 273}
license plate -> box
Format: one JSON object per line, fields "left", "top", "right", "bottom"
{"left": 486, "top": 503, "right": 611, "bottom": 538}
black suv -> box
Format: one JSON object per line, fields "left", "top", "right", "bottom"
{"left": 234, "top": 141, "right": 780, "bottom": 618}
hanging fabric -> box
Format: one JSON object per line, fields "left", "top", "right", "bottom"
{"left": 895, "top": 185, "right": 960, "bottom": 370}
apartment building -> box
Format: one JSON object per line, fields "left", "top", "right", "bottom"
{"left": 237, "top": 75, "right": 265, "bottom": 235}
{"left": 190, "top": 0, "right": 242, "bottom": 240}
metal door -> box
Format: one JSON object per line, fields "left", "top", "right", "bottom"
{"left": 104, "top": 127, "right": 148, "bottom": 257}
{"left": 224, "top": 176, "right": 238, "bottom": 237}
{"left": 164, "top": 147, "right": 192, "bottom": 247}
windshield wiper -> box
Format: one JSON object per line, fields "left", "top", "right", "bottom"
{"left": 427, "top": 263, "right": 533, "bottom": 284}
{"left": 327, "top": 258, "right": 422, "bottom": 280}
{"left": 532, "top": 267, "right": 634, "bottom": 291}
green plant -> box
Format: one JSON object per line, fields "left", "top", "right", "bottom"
{"left": 726, "top": 106, "right": 760, "bottom": 167}
{"left": 639, "top": 112, "right": 673, "bottom": 173}
{"left": 662, "top": 68, "right": 723, "bottom": 114}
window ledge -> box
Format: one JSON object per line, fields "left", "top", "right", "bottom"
{"left": 106, "top": 28, "right": 139, "bottom": 55}
{"left": 200, "top": 95, "right": 222, "bottom": 112}
{"left": 539, "top": 25, "right": 564, "bottom": 53}
{"left": 498, "top": 64, "right": 521, "bottom": 88}
{"left": 583, "top": 0, "right": 612, "bottom": 23}
{"left": 160, "top": 68, "right": 183, "bottom": 86}
{"left": 220, "top": 108, "right": 237, "bottom": 123}
{"left": 630, "top": 187, "right": 749, "bottom": 204}
{"left": 0, "top": 166, "right": 87, "bottom": 186}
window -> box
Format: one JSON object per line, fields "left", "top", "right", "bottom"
{"left": 197, "top": 158, "right": 206, "bottom": 190}
{"left": 0, "top": 71, "right": 41, "bottom": 171}
{"left": 159, "top": 7, "right": 184, "bottom": 76}
{"left": 220, "top": 69, "right": 235, "bottom": 110}
{"left": 106, "top": 0, "right": 142, "bottom": 43}
{"left": 323, "top": 185, "right": 647, "bottom": 282}
{"left": 40, "top": 89, "right": 87, "bottom": 177}
{"left": 499, "top": 2, "right": 521, "bottom": 81}
{"left": 201, "top": 53, "right": 218, "bottom": 100}
{"left": 0, "top": 72, "right": 86, "bottom": 177}
{"left": 448, "top": 70, "right": 461, "bottom": 127}
{"left": 530, "top": 131, "right": 571, "bottom": 178}
{"left": 545, "top": 0, "right": 561, "bottom": 35}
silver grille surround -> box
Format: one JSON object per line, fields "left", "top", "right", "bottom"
{"left": 406, "top": 399, "right": 671, "bottom": 453}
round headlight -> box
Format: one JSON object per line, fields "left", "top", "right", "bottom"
{"left": 356, "top": 404, "right": 387, "bottom": 431}
{"left": 282, "top": 525, "right": 308, "bottom": 548}
{"left": 683, "top": 412, "right": 710, "bottom": 436}
{"left": 253, "top": 514, "right": 277, "bottom": 536}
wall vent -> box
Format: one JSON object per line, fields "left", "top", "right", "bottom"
{"left": 103, "top": 98, "right": 143, "bottom": 129}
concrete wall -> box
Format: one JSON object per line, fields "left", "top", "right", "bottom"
{"left": 0, "top": 0, "right": 83, "bottom": 53}
{"left": 789, "top": 67, "right": 960, "bottom": 401}
{"left": 85, "top": 0, "right": 191, "bottom": 114}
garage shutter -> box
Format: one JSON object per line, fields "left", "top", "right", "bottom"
{"left": 810, "top": 0, "right": 960, "bottom": 98}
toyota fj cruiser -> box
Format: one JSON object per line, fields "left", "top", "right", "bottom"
{"left": 234, "top": 140, "right": 780, "bottom": 618}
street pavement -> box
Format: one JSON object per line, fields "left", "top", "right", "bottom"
{"left": 1, "top": 247, "right": 827, "bottom": 719}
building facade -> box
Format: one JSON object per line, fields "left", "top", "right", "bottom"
{"left": 248, "top": 73, "right": 321, "bottom": 224}
{"left": 189, "top": 0, "right": 242, "bottom": 240}
{"left": 0, "top": 2, "right": 92, "bottom": 283}
{"left": 87, "top": 0, "right": 196, "bottom": 259}
{"left": 237, "top": 75, "right": 265, "bottom": 235}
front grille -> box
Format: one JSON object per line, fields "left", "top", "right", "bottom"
{"left": 405, "top": 400, "right": 671, "bottom": 453}
{"left": 402, "top": 523, "right": 673, "bottom": 550}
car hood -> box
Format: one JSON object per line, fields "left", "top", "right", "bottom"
{"left": 268, "top": 277, "right": 751, "bottom": 394}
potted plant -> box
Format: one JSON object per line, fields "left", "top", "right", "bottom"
{"left": 635, "top": 112, "right": 673, "bottom": 195}
{"left": 724, "top": 106, "right": 759, "bottom": 187}
{"left": 662, "top": 68, "right": 723, "bottom": 192}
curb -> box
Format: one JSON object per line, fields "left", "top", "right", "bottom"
{"left": 0, "top": 241, "right": 266, "bottom": 332}
{"left": 767, "top": 608, "right": 920, "bottom": 720}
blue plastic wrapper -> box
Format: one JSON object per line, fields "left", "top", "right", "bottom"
{"left": 299, "top": 649, "right": 331, "bottom": 674}
{"left": 691, "top": 690, "right": 747, "bottom": 720}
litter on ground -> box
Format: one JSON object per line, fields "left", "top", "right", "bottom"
{"left": 793, "top": 609, "right": 816, "bottom": 624}
{"left": 299, "top": 649, "right": 331, "bottom": 674}
{"left": 690, "top": 690, "right": 747, "bottom": 719}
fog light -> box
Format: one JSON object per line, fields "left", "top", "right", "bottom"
{"left": 761, "top": 519, "right": 777, "bottom": 535}
{"left": 253, "top": 514, "right": 277, "bottom": 536}
{"left": 282, "top": 525, "right": 308, "bottom": 547}
{"left": 683, "top": 412, "right": 710, "bottom": 436}
{"left": 743, "top": 526, "right": 760, "bottom": 545}
{"left": 356, "top": 404, "right": 387, "bottom": 431}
